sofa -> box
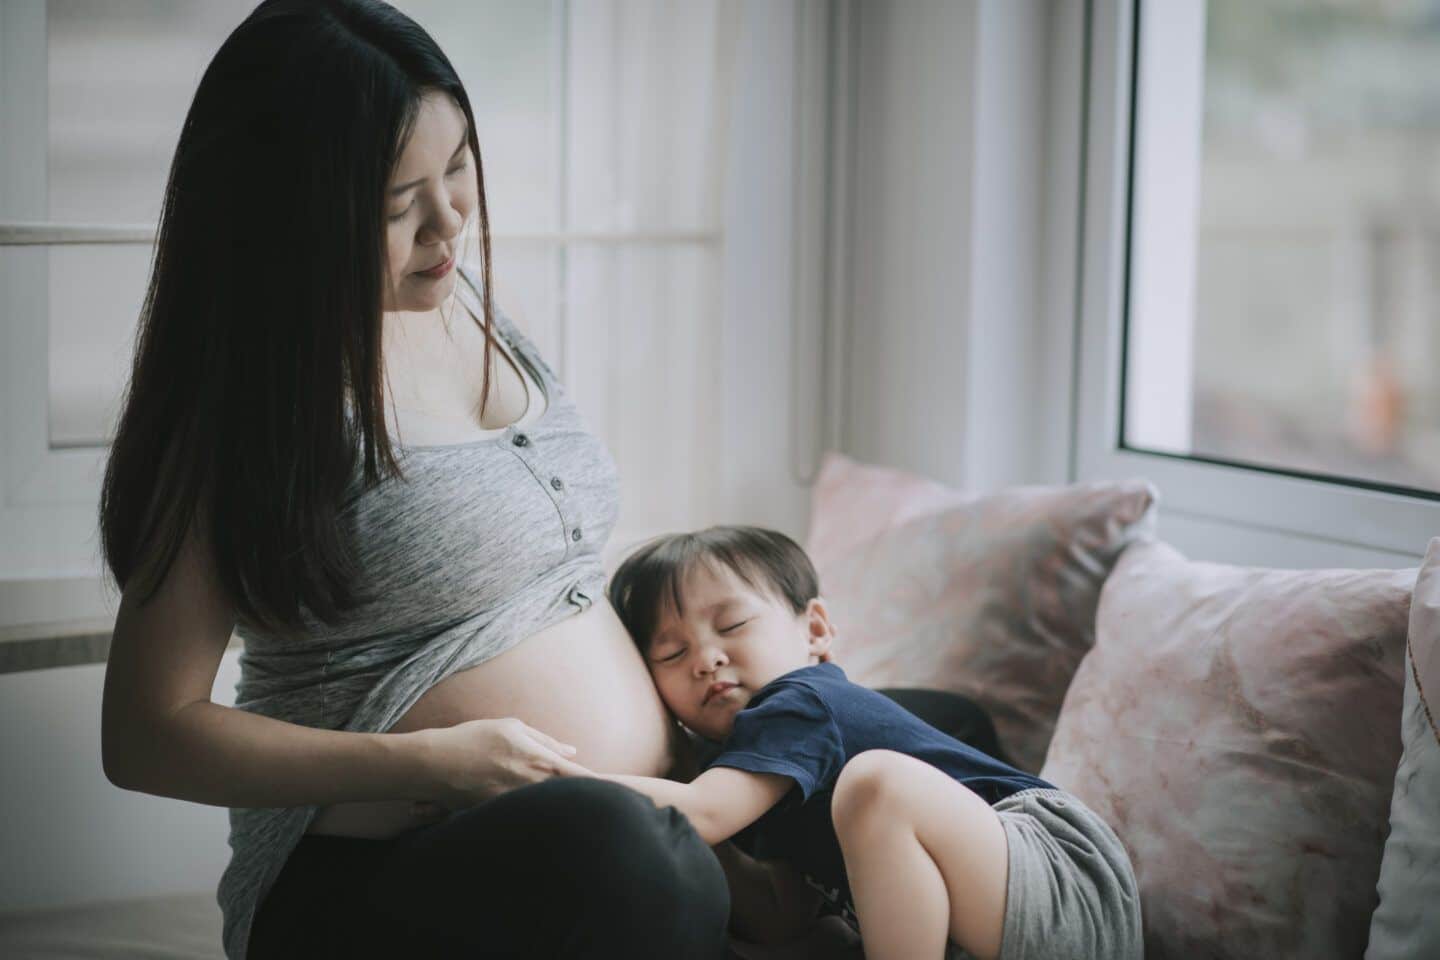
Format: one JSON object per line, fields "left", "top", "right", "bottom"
{"left": 3, "top": 453, "right": 1435, "bottom": 960}
{"left": 739, "top": 451, "right": 1438, "bottom": 960}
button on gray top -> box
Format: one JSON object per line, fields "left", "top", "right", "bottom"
{"left": 571, "top": 528, "right": 582, "bottom": 541}
{"left": 551, "top": 477, "right": 564, "bottom": 491}
{"left": 513, "top": 433, "right": 529, "bottom": 447}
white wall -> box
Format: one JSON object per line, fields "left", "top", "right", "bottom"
{"left": 714, "top": 0, "right": 813, "bottom": 541}
{"left": 841, "top": 0, "right": 1056, "bottom": 494}
{"left": 843, "top": 0, "right": 979, "bottom": 488}
{"left": 0, "top": 653, "right": 241, "bottom": 911}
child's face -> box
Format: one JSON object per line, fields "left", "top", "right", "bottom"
{"left": 643, "top": 561, "right": 834, "bottom": 741}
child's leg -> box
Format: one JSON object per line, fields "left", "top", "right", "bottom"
{"left": 831, "top": 749, "right": 1009, "bottom": 960}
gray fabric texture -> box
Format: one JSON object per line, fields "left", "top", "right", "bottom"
{"left": 217, "top": 264, "right": 620, "bottom": 960}
{"left": 965, "top": 787, "right": 1143, "bottom": 960}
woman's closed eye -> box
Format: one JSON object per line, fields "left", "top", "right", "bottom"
{"left": 387, "top": 161, "right": 469, "bottom": 221}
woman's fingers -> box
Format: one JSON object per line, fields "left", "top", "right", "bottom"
{"left": 522, "top": 724, "right": 578, "bottom": 757}
{"left": 545, "top": 752, "right": 597, "bottom": 778}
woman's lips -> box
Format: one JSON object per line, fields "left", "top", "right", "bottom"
{"left": 415, "top": 252, "right": 455, "bottom": 279}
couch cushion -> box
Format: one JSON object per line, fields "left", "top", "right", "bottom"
{"left": 1041, "top": 540, "right": 1415, "bottom": 960}
{"left": 1367, "top": 536, "right": 1440, "bottom": 960}
{"left": 805, "top": 452, "right": 1157, "bottom": 773}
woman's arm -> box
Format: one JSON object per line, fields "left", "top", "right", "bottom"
{"left": 597, "top": 766, "right": 791, "bottom": 846}
{"left": 109, "top": 700, "right": 439, "bottom": 808}
{"left": 103, "top": 518, "right": 435, "bottom": 808}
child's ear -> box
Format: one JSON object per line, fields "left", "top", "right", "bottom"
{"left": 806, "top": 596, "right": 836, "bottom": 660}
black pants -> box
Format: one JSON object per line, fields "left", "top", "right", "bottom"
{"left": 248, "top": 689, "right": 1007, "bottom": 958}
{"left": 248, "top": 777, "right": 729, "bottom": 959}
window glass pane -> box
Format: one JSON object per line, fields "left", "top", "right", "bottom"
{"left": 1124, "top": 0, "right": 1440, "bottom": 496}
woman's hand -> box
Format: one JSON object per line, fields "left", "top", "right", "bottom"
{"left": 409, "top": 717, "right": 595, "bottom": 820}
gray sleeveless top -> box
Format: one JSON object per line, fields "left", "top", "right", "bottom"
{"left": 218, "top": 264, "right": 621, "bottom": 960}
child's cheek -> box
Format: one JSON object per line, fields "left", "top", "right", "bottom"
{"left": 652, "top": 675, "right": 690, "bottom": 718}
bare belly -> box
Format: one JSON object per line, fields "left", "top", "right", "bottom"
{"left": 306, "top": 598, "right": 675, "bottom": 837}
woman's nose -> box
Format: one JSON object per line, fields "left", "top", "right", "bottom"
{"left": 420, "top": 199, "right": 464, "bottom": 245}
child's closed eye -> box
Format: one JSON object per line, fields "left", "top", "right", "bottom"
{"left": 651, "top": 620, "right": 749, "bottom": 663}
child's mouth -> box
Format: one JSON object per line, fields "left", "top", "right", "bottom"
{"left": 705, "top": 682, "right": 739, "bottom": 704}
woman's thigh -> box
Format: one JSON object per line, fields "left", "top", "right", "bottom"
{"left": 249, "top": 777, "right": 731, "bottom": 959}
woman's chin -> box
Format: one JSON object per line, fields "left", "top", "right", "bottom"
{"left": 386, "top": 275, "right": 457, "bottom": 313}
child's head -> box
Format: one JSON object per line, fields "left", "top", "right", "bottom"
{"left": 608, "top": 525, "right": 836, "bottom": 740}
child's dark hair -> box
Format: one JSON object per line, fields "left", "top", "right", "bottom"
{"left": 608, "top": 526, "right": 820, "bottom": 653}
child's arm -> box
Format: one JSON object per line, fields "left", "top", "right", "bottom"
{"left": 597, "top": 766, "right": 791, "bottom": 846}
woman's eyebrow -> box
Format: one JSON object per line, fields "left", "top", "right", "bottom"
{"left": 388, "top": 131, "right": 469, "bottom": 196}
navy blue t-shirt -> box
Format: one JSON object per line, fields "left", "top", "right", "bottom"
{"left": 705, "top": 662, "right": 1055, "bottom": 927}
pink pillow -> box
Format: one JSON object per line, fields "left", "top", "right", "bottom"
{"left": 806, "top": 452, "right": 978, "bottom": 561}
{"left": 1042, "top": 540, "right": 1415, "bottom": 960}
{"left": 805, "top": 452, "right": 1158, "bottom": 773}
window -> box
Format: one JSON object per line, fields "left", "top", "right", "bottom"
{"left": 1074, "top": 0, "right": 1439, "bottom": 561}
{"left": 1125, "top": 0, "right": 1440, "bottom": 497}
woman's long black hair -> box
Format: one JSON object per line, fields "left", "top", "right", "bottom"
{"left": 99, "top": 0, "right": 495, "bottom": 639}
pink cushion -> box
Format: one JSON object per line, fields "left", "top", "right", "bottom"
{"left": 1042, "top": 540, "right": 1416, "bottom": 960}
{"left": 806, "top": 452, "right": 978, "bottom": 562}
{"left": 805, "top": 452, "right": 1157, "bottom": 773}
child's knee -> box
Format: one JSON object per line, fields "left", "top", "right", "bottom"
{"left": 832, "top": 749, "right": 912, "bottom": 826}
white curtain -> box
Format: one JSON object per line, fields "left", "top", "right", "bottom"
{"left": 560, "top": 0, "right": 741, "bottom": 558}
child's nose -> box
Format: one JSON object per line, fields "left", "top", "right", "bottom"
{"left": 696, "top": 646, "right": 727, "bottom": 674}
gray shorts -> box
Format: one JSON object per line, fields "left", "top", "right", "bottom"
{"left": 948, "top": 787, "right": 1142, "bottom": 960}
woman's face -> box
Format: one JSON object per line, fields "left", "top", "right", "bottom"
{"left": 382, "top": 91, "right": 477, "bottom": 313}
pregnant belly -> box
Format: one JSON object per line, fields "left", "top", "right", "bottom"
{"left": 306, "top": 599, "right": 676, "bottom": 838}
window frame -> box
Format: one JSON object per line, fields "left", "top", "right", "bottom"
{"left": 1071, "top": 0, "right": 1438, "bottom": 563}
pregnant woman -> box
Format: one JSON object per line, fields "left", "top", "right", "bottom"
{"left": 98, "top": 2, "right": 722, "bottom": 957}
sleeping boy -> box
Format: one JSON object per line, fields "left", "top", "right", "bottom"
{"left": 593, "top": 525, "right": 1143, "bottom": 960}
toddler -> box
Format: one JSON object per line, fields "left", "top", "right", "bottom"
{"left": 597, "top": 525, "right": 1142, "bottom": 960}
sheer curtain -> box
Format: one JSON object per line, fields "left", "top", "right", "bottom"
{"left": 561, "top": 0, "right": 740, "bottom": 557}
